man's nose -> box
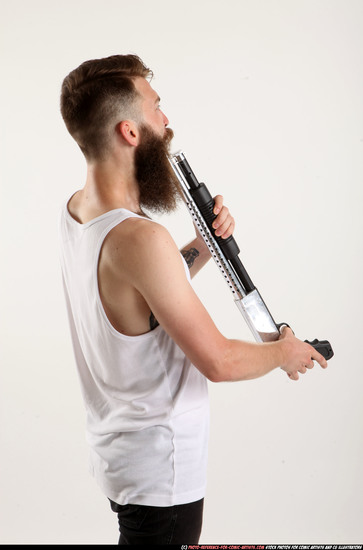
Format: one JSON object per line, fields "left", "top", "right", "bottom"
{"left": 162, "top": 110, "right": 169, "bottom": 127}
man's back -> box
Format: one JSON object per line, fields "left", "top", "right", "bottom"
{"left": 68, "top": 190, "right": 161, "bottom": 335}
{"left": 59, "top": 200, "right": 210, "bottom": 507}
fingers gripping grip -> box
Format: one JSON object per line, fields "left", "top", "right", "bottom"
{"left": 305, "top": 338, "right": 334, "bottom": 360}
{"left": 189, "top": 183, "right": 239, "bottom": 260}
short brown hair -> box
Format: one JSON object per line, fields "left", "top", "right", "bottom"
{"left": 60, "top": 54, "right": 152, "bottom": 160}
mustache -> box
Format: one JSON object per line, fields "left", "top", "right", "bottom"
{"left": 163, "top": 127, "right": 174, "bottom": 148}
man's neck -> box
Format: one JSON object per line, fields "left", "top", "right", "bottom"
{"left": 68, "top": 154, "right": 142, "bottom": 224}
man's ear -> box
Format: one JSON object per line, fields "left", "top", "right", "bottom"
{"left": 118, "top": 120, "right": 140, "bottom": 146}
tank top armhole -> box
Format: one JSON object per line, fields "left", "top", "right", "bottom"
{"left": 93, "top": 211, "right": 166, "bottom": 342}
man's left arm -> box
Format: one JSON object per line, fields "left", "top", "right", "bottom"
{"left": 181, "top": 194, "right": 235, "bottom": 278}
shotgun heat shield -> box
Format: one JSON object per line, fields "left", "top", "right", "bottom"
{"left": 236, "top": 290, "right": 280, "bottom": 343}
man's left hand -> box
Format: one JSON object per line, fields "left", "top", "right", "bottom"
{"left": 212, "top": 195, "right": 235, "bottom": 239}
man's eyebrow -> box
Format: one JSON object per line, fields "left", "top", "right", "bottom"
{"left": 154, "top": 95, "right": 161, "bottom": 104}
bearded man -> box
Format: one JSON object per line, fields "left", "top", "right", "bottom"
{"left": 59, "top": 54, "right": 327, "bottom": 545}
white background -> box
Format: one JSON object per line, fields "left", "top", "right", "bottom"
{"left": 1, "top": 0, "right": 362, "bottom": 544}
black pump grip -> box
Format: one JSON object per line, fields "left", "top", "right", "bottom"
{"left": 190, "top": 183, "right": 240, "bottom": 260}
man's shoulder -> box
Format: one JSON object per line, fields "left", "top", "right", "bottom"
{"left": 100, "top": 215, "right": 183, "bottom": 286}
{"left": 109, "top": 215, "right": 171, "bottom": 245}
{"left": 103, "top": 216, "right": 177, "bottom": 262}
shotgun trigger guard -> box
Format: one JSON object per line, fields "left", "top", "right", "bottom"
{"left": 276, "top": 322, "right": 294, "bottom": 335}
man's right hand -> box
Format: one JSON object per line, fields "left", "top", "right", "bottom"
{"left": 278, "top": 326, "right": 328, "bottom": 381}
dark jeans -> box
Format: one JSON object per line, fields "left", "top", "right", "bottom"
{"left": 109, "top": 498, "right": 204, "bottom": 545}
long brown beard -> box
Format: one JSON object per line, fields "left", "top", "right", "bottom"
{"left": 134, "top": 124, "right": 182, "bottom": 214}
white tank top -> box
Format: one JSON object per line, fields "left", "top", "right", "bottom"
{"left": 59, "top": 202, "right": 209, "bottom": 506}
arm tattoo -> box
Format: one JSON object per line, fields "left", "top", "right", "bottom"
{"left": 181, "top": 247, "right": 200, "bottom": 269}
{"left": 149, "top": 311, "right": 159, "bottom": 331}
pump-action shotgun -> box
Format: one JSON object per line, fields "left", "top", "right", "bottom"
{"left": 169, "top": 151, "right": 333, "bottom": 360}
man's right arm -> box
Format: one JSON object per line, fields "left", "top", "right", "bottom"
{"left": 104, "top": 220, "right": 328, "bottom": 382}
